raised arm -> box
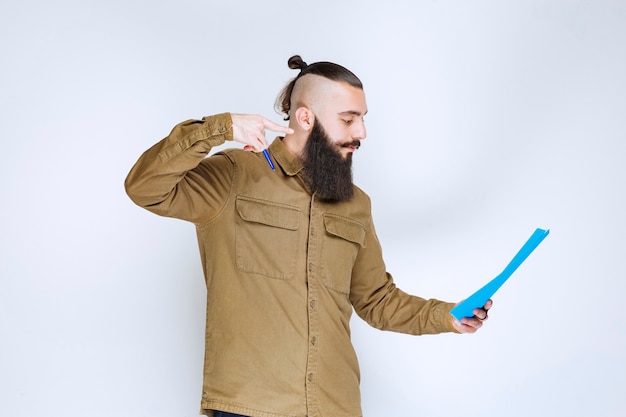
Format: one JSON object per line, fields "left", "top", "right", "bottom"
{"left": 124, "top": 113, "right": 293, "bottom": 224}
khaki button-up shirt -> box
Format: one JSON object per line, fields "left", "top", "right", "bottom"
{"left": 125, "top": 113, "right": 457, "bottom": 417}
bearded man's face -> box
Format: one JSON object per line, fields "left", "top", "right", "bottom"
{"left": 301, "top": 119, "right": 361, "bottom": 202}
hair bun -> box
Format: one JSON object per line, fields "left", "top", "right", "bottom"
{"left": 287, "top": 55, "right": 308, "bottom": 71}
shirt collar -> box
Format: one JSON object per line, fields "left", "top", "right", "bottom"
{"left": 270, "top": 137, "right": 304, "bottom": 176}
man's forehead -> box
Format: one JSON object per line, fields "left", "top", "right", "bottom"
{"left": 330, "top": 89, "right": 368, "bottom": 116}
{"left": 319, "top": 81, "right": 367, "bottom": 113}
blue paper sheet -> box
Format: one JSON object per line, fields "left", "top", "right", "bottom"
{"left": 449, "top": 228, "right": 550, "bottom": 321}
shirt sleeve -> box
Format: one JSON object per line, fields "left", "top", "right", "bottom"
{"left": 124, "top": 112, "right": 235, "bottom": 224}
{"left": 349, "top": 218, "right": 459, "bottom": 335}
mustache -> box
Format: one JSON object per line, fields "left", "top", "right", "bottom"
{"left": 339, "top": 140, "right": 361, "bottom": 149}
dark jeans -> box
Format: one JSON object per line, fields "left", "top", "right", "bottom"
{"left": 213, "top": 412, "right": 250, "bottom": 417}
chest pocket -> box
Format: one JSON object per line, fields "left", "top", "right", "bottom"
{"left": 321, "top": 213, "right": 366, "bottom": 295}
{"left": 235, "top": 196, "right": 301, "bottom": 279}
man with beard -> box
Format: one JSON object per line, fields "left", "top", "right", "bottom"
{"left": 125, "top": 55, "right": 491, "bottom": 417}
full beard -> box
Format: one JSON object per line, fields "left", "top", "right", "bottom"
{"left": 301, "top": 120, "right": 359, "bottom": 202}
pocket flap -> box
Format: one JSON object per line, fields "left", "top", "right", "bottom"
{"left": 236, "top": 196, "right": 300, "bottom": 230}
{"left": 323, "top": 214, "right": 366, "bottom": 247}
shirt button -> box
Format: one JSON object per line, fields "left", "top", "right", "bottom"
{"left": 311, "top": 336, "right": 317, "bottom": 346}
{"left": 218, "top": 126, "right": 226, "bottom": 133}
{"left": 308, "top": 373, "right": 314, "bottom": 382}
{"left": 309, "top": 300, "right": 316, "bottom": 309}
{"left": 308, "top": 263, "right": 313, "bottom": 272}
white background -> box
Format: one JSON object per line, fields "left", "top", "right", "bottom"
{"left": 1, "top": 1, "right": 625, "bottom": 416}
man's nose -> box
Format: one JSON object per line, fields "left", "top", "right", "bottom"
{"left": 353, "top": 120, "right": 366, "bottom": 140}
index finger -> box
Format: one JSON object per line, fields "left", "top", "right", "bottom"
{"left": 262, "top": 117, "right": 294, "bottom": 135}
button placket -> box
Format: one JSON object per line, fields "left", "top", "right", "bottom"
{"left": 304, "top": 196, "right": 320, "bottom": 415}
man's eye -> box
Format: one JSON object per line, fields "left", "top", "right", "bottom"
{"left": 342, "top": 119, "right": 353, "bottom": 124}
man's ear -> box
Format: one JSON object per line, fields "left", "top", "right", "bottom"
{"left": 294, "top": 107, "right": 314, "bottom": 131}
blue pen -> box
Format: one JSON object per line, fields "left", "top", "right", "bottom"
{"left": 263, "top": 149, "right": 275, "bottom": 170}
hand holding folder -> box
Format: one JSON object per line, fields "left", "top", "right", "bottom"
{"left": 449, "top": 228, "right": 550, "bottom": 322}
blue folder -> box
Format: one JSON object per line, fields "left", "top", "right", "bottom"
{"left": 449, "top": 228, "right": 550, "bottom": 321}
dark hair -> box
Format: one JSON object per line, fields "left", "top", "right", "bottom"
{"left": 275, "top": 55, "right": 363, "bottom": 120}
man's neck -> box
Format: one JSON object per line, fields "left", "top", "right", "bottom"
{"left": 281, "top": 131, "right": 307, "bottom": 158}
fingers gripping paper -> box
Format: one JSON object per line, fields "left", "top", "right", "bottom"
{"left": 449, "top": 228, "right": 550, "bottom": 321}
